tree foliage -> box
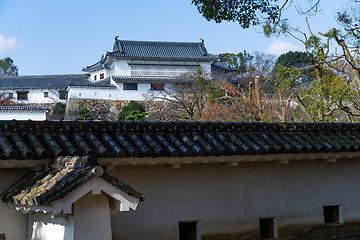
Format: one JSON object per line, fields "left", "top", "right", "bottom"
{"left": 53, "top": 102, "right": 66, "bottom": 115}
{"left": 192, "top": 0, "right": 281, "bottom": 28}
{"left": 220, "top": 51, "right": 253, "bottom": 73}
{"left": 125, "top": 110, "right": 148, "bottom": 121}
{"left": 0, "top": 57, "right": 18, "bottom": 76}
{"left": 118, "top": 101, "right": 147, "bottom": 121}
{"left": 76, "top": 106, "right": 93, "bottom": 120}
{"left": 192, "top": 0, "right": 323, "bottom": 29}
{"left": 263, "top": 1, "right": 360, "bottom": 122}
{"left": 146, "top": 1, "right": 360, "bottom": 123}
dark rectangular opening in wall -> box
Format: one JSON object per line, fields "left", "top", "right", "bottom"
{"left": 323, "top": 205, "right": 340, "bottom": 223}
{"left": 124, "top": 83, "right": 138, "bottom": 90}
{"left": 59, "top": 90, "right": 68, "bottom": 100}
{"left": 151, "top": 83, "right": 165, "bottom": 91}
{"left": 179, "top": 221, "right": 198, "bottom": 240}
{"left": 0, "top": 234, "right": 5, "bottom": 240}
{"left": 16, "top": 91, "right": 28, "bottom": 100}
{"left": 259, "top": 218, "right": 274, "bottom": 238}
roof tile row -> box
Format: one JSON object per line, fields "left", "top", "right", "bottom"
{"left": 0, "top": 121, "right": 359, "bottom": 160}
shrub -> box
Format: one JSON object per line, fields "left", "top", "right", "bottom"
{"left": 118, "top": 101, "right": 147, "bottom": 121}
{"left": 53, "top": 102, "right": 66, "bottom": 115}
{"left": 76, "top": 106, "right": 94, "bottom": 120}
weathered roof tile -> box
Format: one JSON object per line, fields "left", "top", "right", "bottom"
{"left": 0, "top": 74, "right": 91, "bottom": 89}
{"left": 0, "top": 121, "right": 358, "bottom": 160}
{"left": 0, "top": 155, "right": 144, "bottom": 207}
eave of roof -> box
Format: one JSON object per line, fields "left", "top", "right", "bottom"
{"left": 0, "top": 121, "right": 358, "bottom": 163}
{"left": 0, "top": 74, "right": 91, "bottom": 89}
{"left": 83, "top": 39, "right": 219, "bottom": 71}
{"left": 0, "top": 106, "right": 49, "bottom": 112}
{"left": 112, "top": 75, "right": 197, "bottom": 83}
{"left": 67, "top": 83, "right": 116, "bottom": 89}
{"left": 0, "top": 156, "right": 144, "bottom": 210}
{"left": 127, "top": 62, "right": 201, "bottom": 67}
{"left": 212, "top": 61, "right": 237, "bottom": 71}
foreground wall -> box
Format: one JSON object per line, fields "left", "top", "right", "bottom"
{"left": 0, "top": 111, "right": 47, "bottom": 120}
{"left": 29, "top": 213, "right": 74, "bottom": 240}
{"left": 0, "top": 168, "right": 30, "bottom": 240}
{"left": 107, "top": 158, "right": 360, "bottom": 240}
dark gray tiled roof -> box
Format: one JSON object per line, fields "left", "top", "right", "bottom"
{"left": 94, "top": 76, "right": 111, "bottom": 84}
{"left": 0, "top": 74, "right": 91, "bottom": 89}
{"left": 212, "top": 61, "right": 236, "bottom": 71}
{"left": 0, "top": 121, "right": 358, "bottom": 160}
{"left": 68, "top": 83, "right": 116, "bottom": 89}
{"left": 0, "top": 106, "right": 49, "bottom": 112}
{"left": 110, "top": 40, "right": 219, "bottom": 60}
{"left": 83, "top": 39, "right": 219, "bottom": 71}
{"left": 112, "top": 76, "right": 195, "bottom": 83}
{"left": 127, "top": 62, "right": 201, "bottom": 67}
{"left": 0, "top": 156, "right": 144, "bottom": 207}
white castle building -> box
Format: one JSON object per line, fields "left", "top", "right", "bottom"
{"left": 0, "top": 37, "right": 233, "bottom": 103}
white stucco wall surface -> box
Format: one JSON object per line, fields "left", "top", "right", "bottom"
{"left": 106, "top": 159, "right": 360, "bottom": 240}
{"left": 73, "top": 193, "right": 112, "bottom": 240}
{"left": 0, "top": 112, "right": 47, "bottom": 120}
{"left": 0, "top": 168, "right": 30, "bottom": 240}
{"left": 68, "top": 88, "right": 121, "bottom": 101}
{"left": 28, "top": 213, "right": 74, "bottom": 240}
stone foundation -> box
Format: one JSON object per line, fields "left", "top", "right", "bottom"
{"left": 16, "top": 99, "right": 183, "bottom": 121}
{"left": 64, "top": 99, "right": 180, "bottom": 121}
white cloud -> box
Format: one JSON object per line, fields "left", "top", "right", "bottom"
{"left": 0, "top": 34, "right": 24, "bottom": 54}
{"left": 265, "top": 40, "right": 302, "bottom": 56}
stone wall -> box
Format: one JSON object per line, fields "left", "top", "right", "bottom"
{"left": 64, "top": 99, "right": 179, "bottom": 121}
{"left": 16, "top": 99, "right": 180, "bottom": 121}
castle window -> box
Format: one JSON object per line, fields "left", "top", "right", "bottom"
{"left": 100, "top": 73, "right": 104, "bottom": 79}
{"left": 94, "top": 75, "right": 97, "bottom": 81}
{"left": 8, "top": 93, "right": 13, "bottom": 98}
{"left": 44, "top": 92, "right": 49, "bottom": 98}
{"left": 59, "top": 90, "right": 68, "bottom": 100}
{"left": 16, "top": 91, "right": 28, "bottom": 101}
{"left": 151, "top": 83, "right": 165, "bottom": 91}
{"left": 124, "top": 83, "right": 138, "bottom": 90}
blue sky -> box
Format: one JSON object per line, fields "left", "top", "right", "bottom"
{"left": 0, "top": 0, "right": 348, "bottom": 75}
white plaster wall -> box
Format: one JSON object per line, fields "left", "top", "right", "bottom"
{"left": 68, "top": 88, "right": 121, "bottom": 101}
{"left": 2, "top": 89, "right": 66, "bottom": 104}
{"left": 90, "top": 68, "right": 107, "bottom": 81}
{"left": 68, "top": 83, "right": 167, "bottom": 101}
{"left": 112, "top": 82, "right": 151, "bottom": 100}
{"left": 29, "top": 213, "right": 74, "bottom": 240}
{"left": 199, "top": 62, "right": 212, "bottom": 74}
{"left": 73, "top": 193, "right": 112, "bottom": 240}
{"left": 0, "top": 168, "right": 30, "bottom": 240}
{"left": 0, "top": 112, "right": 47, "bottom": 120}
{"left": 26, "top": 89, "right": 65, "bottom": 103}
{"left": 106, "top": 159, "right": 360, "bottom": 240}
{"left": 114, "top": 60, "right": 130, "bottom": 76}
